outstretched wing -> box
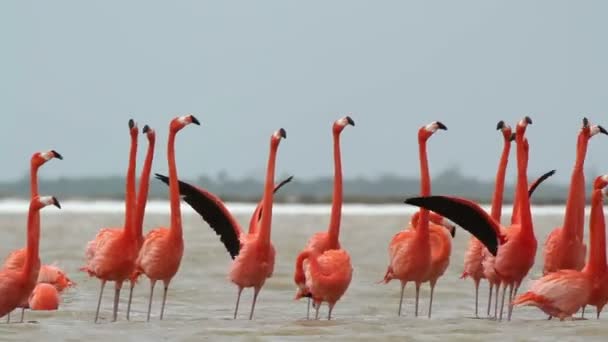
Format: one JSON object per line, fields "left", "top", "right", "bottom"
{"left": 404, "top": 196, "right": 503, "bottom": 256}
{"left": 155, "top": 173, "right": 242, "bottom": 259}
{"left": 248, "top": 175, "right": 294, "bottom": 234}
{"left": 528, "top": 169, "right": 556, "bottom": 197}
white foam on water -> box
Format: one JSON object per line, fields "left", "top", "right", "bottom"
{"left": 0, "top": 198, "right": 570, "bottom": 216}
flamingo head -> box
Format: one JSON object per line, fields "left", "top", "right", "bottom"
{"left": 410, "top": 210, "right": 456, "bottom": 237}
{"left": 418, "top": 121, "right": 447, "bottom": 141}
{"left": 171, "top": 114, "right": 200, "bottom": 132}
{"left": 34, "top": 195, "right": 61, "bottom": 210}
{"left": 333, "top": 115, "right": 355, "bottom": 133}
{"left": 142, "top": 125, "right": 156, "bottom": 143}
{"left": 31, "top": 150, "right": 63, "bottom": 168}
{"left": 496, "top": 121, "right": 513, "bottom": 142}
{"left": 271, "top": 128, "right": 287, "bottom": 146}
{"left": 589, "top": 118, "right": 608, "bottom": 138}
{"left": 515, "top": 116, "right": 532, "bottom": 137}
{"left": 128, "top": 118, "right": 139, "bottom": 138}
{"left": 594, "top": 175, "right": 608, "bottom": 190}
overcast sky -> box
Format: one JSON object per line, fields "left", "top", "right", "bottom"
{"left": 2, "top": 1, "right": 608, "bottom": 184}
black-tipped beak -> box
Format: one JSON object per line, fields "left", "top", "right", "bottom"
{"left": 496, "top": 120, "right": 505, "bottom": 130}
{"left": 143, "top": 125, "right": 150, "bottom": 134}
{"left": 128, "top": 119, "right": 135, "bottom": 129}
{"left": 449, "top": 225, "right": 456, "bottom": 238}
{"left": 436, "top": 121, "right": 447, "bottom": 130}
{"left": 583, "top": 117, "right": 589, "bottom": 128}
{"left": 525, "top": 116, "right": 533, "bottom": 125}
{"left": 599, "top": 125, "right": 608, "bottom": 135}
{"left": 510, "top": 133, "right": 516, "bottom": 142}
{"left": 52, "top": 197, "right": 61, "bottom": 209}
{"left": 51, "top": 150, "right": 63, "bottom": 160}
{"left": 190, "top": 115, "right": 200, "bottom": 125}
{"left": 279, "top": 128, "right": 287, "bottom": 139}
{"left": 346, "top": 116, "right": 355, "bottom": 126}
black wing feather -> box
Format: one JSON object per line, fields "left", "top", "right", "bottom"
{"left": 528, "top": 169, "right": 556, "bottom": 198}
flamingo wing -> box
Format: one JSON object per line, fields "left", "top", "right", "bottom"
{"left": 404, "top": 195, "right": 502, "bottom": 256}
{"left": 528, "top": 169, "right": 556, "bottom": 197}
{"left": 155, "top": 173, "right": 242, "bottom": 259}
{"left": 248, "top": 175, "right": 294, "bottom": 234}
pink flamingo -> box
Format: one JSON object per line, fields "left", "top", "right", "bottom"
{"left": 156, "top": 128, "right": 287, "bottom": 320}
{"left": 81, "top": 119, "right": 139, "bottom": 323}
{"left": 543, "top": 118, "right": 606, "bottom": 275}
{"left": 462, "top": 121, "right": 513, "bottom": 318}
{"left": 0, "top": 196, "right": 61, "bottom": 319}
{"left": 28, "top": 283, "right": 60, "bottom": 311}
{"left": 126, "top": 124, "right": 156, "bottom": 320}
{"left": 513, "top": 175, "right": 608, "bottom": 319}
{"left": 133, "top": 115, "right": 198, "bottom": 321}
{"left": 294, "top": 116, "right": 354, "bottom": 319}
{"left": 380, "top": 121, "right": 446, "bottom": 317}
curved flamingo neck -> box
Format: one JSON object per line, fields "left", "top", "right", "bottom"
{"left": 23, "top": 203, "right": 41, "bottom": 278}
{"left": 562, "top": 132, "right": 588, "bottom": 239}
{"left": 584, "top": 188, "right": 606, "bottom": 275}
{"left": 515, "top": 130, "right": 533, "bottom": 238}
{"left": 490, "top": 139, "right": 511, "bottom": 222}
{"left": 123, "top": 130, "right": 138, "bottom": 241}
{"left": 167, "top": 130, "right": 183, "bottom": 239}
{"left": 416, "top": 138, "right": 430, "bottom": 240}
{"left": 135, "top": 136, "right": 155, "bottom": 239}
{"left": 327, "top": 131, "right": 343, "bottom": 249}
{"left": 258, "top": 139, "right": 279, "bottom": 246}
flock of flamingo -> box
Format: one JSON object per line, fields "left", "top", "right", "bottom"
{"left": 1, "top": 114, "right": 607, "bottom": 324}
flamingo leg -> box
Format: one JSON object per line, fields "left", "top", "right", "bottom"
{"left": 160, "top": 282, "right": 170, "bottom": 320}
{"left": 415, "top": 282, "right": 421, "bottom": 318}
{"left": 314, "top": 301, "right": 320, "bottom": 320}
{"left": 19, "top": 308, "right": 24, "bottom": 323}
{"left": 328, "top": 303, "right": 335, "bottom": 320}
{"left": 499, "top": 284, "right": 507, "bottom": 321}
{"left": 493, "top": 284, "right": 499, "bottom": 319}
{"left": 581, "top": 305, "right": 586, "bottom": 318}
{"left": 95, "top": 280, "right": 106, "bottom": 323}
{"left": 487, "top": 283, "right": 493, "bottom": 317}
{"left": 428, "top": 283, "right": 435, "bottom": 318}
{"left": 112, "top": 282, "right": 123, "bottom": 322}
{"left": 596, "top": 307, "right": 600, "bottom": 320}
{"left": 126, "top": 282, "right": 135, "bottom": 321}
{"left": 146, "top": 279, "right": 156, "bottom": 322}
{"left": 306, "top": 297, "right": 311, "bottom": 320}
{"left": 398, "top": 282, "right": 406, "bottom": 316}
{"left": 248, "top": 287, "right": 260, "bottom": 320}
{"left": 233, "top": 287, "right": 243, "bottom": 319}
{"left": 507, "top": 284, "right": 515, "bottom": 321}
{"left": 474, "top": 280, "right": 479, "bottom": 318}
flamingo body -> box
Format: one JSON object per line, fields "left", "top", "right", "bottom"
{"left": 303, "top": 250, "right": 352, "bottom": 312}
{"left": 230, "top": 237, "right": 276, "bottom": 289}
{"left": 28, "top": 283, "right": 60, "bottom": 311}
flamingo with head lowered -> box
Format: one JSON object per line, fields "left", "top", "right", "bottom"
{"left": 293, "top": 116, "right": 354, "bottom": 320}
{"left": 156, "top": 127, "right": 287, "bottom": 320}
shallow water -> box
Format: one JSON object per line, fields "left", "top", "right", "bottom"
{"left": 1, "top": 205, "right": 607, "bottom": 341}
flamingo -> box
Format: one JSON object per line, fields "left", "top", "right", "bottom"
{"left": 513, "top": 175, "right": 608, "bottom": 320}
{"left": 155, "top": 127, "right": 287, "bottom": 320}
{"left": 293, "top": 116, "right": 354, "bottom": 320}
{"left": 380, "top": 121, "right": 446, "bottom": 317}
{"left": 0, "top": 196, "right": 61, "bottom": 319}
{"left": 28, "top": 283, "right": 60, "bottom": 311}
{"left": 132, "top": 115, "right": 198, "bottom": 321}
{"left": 582, "top": 175, "right": 608, "bottom": 318}
{"left": 81, "top": 119, "right": 139, "bottom": 323}
{"left": 404, "top": 117, "right": 537, "bottom": 322}
{"left": 126, "top": 124, "right": 156, "bottom": 320}
{"left": 543, "top": 118, "right": 606, "bottom": 275}
{"left": 462, "top": 121, "right": 513, "bottom": 318}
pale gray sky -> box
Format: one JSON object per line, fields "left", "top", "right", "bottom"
{"left": 2, "top": 1, "right": 608, "bottom": 184}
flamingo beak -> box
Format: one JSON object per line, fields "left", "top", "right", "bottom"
{"left": 346, "top": 116, "right": 355, "bottom": 126}
{"left": 143, "top": 125, "right": 150, "bottom": 134}
{"left": 51, "top": 150, "right": 63, "bottom": 160}
{"left": 496, "top": 120, "right": 505, "bottom": 130}
{"left": 279, "top": 128, "right": 287, "bottom": 139}
{"left": 52, "top": 197, "right": 61, "bottom": 209}
{"left": 128, "top": 119, "right": 135, "bottom": 129}
{"left": 190, "top": 115, "right": 200, "bottom": 125}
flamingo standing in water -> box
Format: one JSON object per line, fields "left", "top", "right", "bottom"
{"left": 461, "top": 121, "right": 513, "bottom": 318}
{"left": 133, "top": 115, "right": 198, "bottom": 321}
{"left": 126, "top": 124, "right": 156, "bottom": 320}
{"left": 513, "top": 175, "right": 608, "bottom": 320}
{"left": 293, "top": 116, "right": 354, "bottom": 320}
{"left": 0, "top": 196, "right": 61, "bottom": 319}
{"left": 543, "top": 118, "right": 606, "bottom": 276}
{"left": 380, "top": 121, "right": 446, "bottom": 317}
{"left": 156, "top": 128, "right": 287, "bottom": 320}
{"left": 404, "top": 117, "right": 537, "bottom": 322}
{"left": 81, "top": 119, "right": 139, "bottom": 323}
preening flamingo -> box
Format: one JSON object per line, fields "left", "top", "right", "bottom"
{"left": 513, "top": 175, "right": 608, "bottom": 320}
{"left": 81, "top": 119, "right": 139, "bottom": 323}
{"left": 156, "top": 128, "right": 287, "bottom": 320}
{"left": 0, "top": 196, "right": 61, "bottom": 319}
{"left": 294, "top": 116, "right": 354, "bottom": 320}
{"left": 404, "top": 117, "right": 538, "bottom": 322}
{"left": 543, "top": 118, "right": 606, "bottom": 275}
{"left": 126, "top": 124, "right": 156, "bottom": 320}
{"left": 380, "top": 121, "right": 446, "bottom": 317}
{"left": 133, "top": 115, "right": 198, "bottom": 321}
{"left": 462, "top": 121, "right": 513, "bottom": 318}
